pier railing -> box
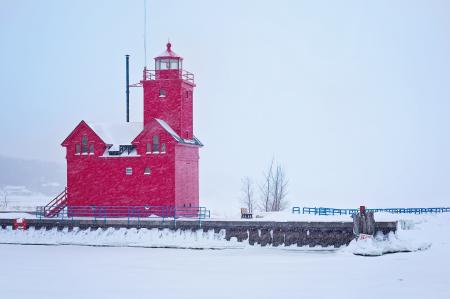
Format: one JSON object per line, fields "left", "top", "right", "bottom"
{"left": 293, "top": 206, "right": 450, "bottom": 216}
{"left": 36, "top": 205, "right": 211, "bottom": 224}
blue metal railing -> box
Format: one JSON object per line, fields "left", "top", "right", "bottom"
{"left": 36, "top": 205, "right": 211, "bottom": 224}
{"left": 292, "top": 206, "right": 450, "bottom": 216}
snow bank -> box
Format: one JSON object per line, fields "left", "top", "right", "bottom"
{"left": 344, "top": 213, "right": 450, "bottom": 256}
{"left": 345, "top": 232, "right": 431, "bottom": 256}
{"left": 0, "top": 226, "right": 248, "bottom": 249}
{"left": 211, "top": 210, "right": 352, "bottom": 222}
{"left": 1, "top": 213, "right": 448, "bottom": 254}
{"left": 0, "top": 226, "right": 340, "bottom": 251}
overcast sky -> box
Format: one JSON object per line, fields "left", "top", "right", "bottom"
{"left": 1, "top": 0, "right": 450, "bottom": 212}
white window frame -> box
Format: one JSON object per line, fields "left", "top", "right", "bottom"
{"left": 89, "top": 143, "right": 95, "bottom": 155}
{"left": 81, "top": 135, "right": 88, "bottom": 154}
{"left": 125, "top": 167, "right": 133, "bottom": 175}
{"left": 75, "top": 144, "right": 81, "bottom": 155}
{"left": 144, "top": 167, "right": 151, "bottom": 175}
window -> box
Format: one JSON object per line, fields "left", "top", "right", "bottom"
{"left": 157, "top": 59, "right": 179, "bottom": 70}
{"left": 89, "top": 144, "right": 94, "bottom": 154}
{"left": 146, "top": 142, "right": 151, "bottom": 153}
{"left": 161, "top": 143, "right": 166, "bottom": 153}
{"left": 81, "top": 135, "right": 88, "bottom": 154}
{"left": 159, "top": 89, "right": 166, "bottom": 98}
{"left": 164, "top": 60, "right": 171, "bottom": 69}
{"left": 152, "top": 135, "right": 159, "bottom": 152}
{"left": 170, "top": 59, "right": 179, "bottom": 70}
{"left": 144, "top": 167, "right": 151, "bottom": 175}
{"left": 75, "top": 144, "right": 81, "bottom": 154}
{"left": 126, "top": 167, "right": 132, "bottom": 175}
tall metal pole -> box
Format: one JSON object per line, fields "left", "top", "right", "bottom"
{"left": 125, "top": 55, "right": 130, "bottom": 122}
{"left": 144, "top": 0, "right": 147, "bottom": 68}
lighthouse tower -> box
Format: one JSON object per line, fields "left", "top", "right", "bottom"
{"left": 142, "top": 42, "right": 195, "bottom": 139}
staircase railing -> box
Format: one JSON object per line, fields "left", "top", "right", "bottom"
{"left": 40, "top": 187, "right": 68, "bottom": 217}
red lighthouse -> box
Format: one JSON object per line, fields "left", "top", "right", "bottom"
{"left": 51, "top": 42, "right": 202, "bottom": 217}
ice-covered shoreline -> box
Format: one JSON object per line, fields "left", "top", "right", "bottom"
{"left": 0, "top": 213, "right": 448, "bottom": 256}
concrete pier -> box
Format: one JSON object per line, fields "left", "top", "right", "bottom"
{"left": 0, "top": 218, "right": 397, "bottom": 247}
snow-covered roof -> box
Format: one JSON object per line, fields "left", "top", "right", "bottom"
{"left": 88, "top": 122, "right": 143, "bottom": 145}
{"left": 155, "top": 119, "right": 183, "bottom": 142}
{"left": 155, "top": 118, "right": 203, "bottom": 146}
{"left": 101, "top": 147, "right": 140, "bottom": 158}
{"left": 86, "top": 119, "right": 201, "bottom": 147}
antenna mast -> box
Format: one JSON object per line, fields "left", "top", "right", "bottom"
{"left": 144, "top": 0, "right": 148, "bottom": 68}
{"left": 125, "top": 55, "right": 130, "bottom": 122}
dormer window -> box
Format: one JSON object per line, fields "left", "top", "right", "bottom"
{"left": 89, "top": 144, "right": 95, "bottom": 155}
{"left": 75, "top": 144, "right": 81, "bottom": 154}
{"left": 81, "top": 135, "right": 88, "bottom": 154}
{"left": 159, "top": 89, "right": 166, "bottom": 97}
{"left": 146, "top": 142, "right": 151, "bottom": 153}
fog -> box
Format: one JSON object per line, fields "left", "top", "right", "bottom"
{"left": 1, "top": 0, "right": 450, "bottom": 212}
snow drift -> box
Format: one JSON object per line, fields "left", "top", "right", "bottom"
{"left": 0, "top": 213, "right": 448, "bottom": 254}
{"left": 345, "top": 213, "right": 449, "bottom": 256}
{"left": 0, "top": 226, "right": 247, "bottom": 249}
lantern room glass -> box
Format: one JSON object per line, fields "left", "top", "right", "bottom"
{"left": 156, "top": 59, "right": 179, "bottom": 70}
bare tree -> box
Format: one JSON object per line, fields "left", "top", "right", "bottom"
{"left": 270, "top": 163, "right": 288, "bottom": 211}
{"left": 240, "top": 177, "right": 256, "bottom": 213}
{"left": 258, "top": 159, "right": 289, "bottom": 212}
{"left": 259, "top": 159, "right": 274, "bottom": 212}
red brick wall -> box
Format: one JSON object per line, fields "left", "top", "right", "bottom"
{"left": 175, "top": 145, "right": 199, "bottom": 208}
{"left": 143, "top": 69, "right": 194, "bottom": 139}
{"left": 65, "top": 123, "right": 176, "bottom": 207}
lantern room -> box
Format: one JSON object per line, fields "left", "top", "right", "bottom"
{"left": 154, "top": 42, "right": 183, "bottom": 80}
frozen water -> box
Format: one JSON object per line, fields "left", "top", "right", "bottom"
{"left": 0, "top": 213, "right": 449, "bottom": 298}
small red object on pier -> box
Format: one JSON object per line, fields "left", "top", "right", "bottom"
{"left": 13, "top": 218, "right": 27, "bottom": 230}
{"left": 359, "top": 206, "right": 366, "bottom": 214}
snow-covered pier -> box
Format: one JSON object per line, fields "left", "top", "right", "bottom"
{"left": 0, "top": 217, "right": 397, "bottom": 247}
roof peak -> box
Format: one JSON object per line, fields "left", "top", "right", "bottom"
{"left": 155, "top": 42, "right": 182, "bottom": 59}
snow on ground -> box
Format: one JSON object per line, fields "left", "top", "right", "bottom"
{"left": 0, "top": 186, "right": 51, "bottom": 212}
{"left": 0, "top": 226, "right": 248, "bottom": 249}
{"left": 0, "top": 210, "right": 354, "bottom": 222}
{"left": 0, "top": 213, "right": 449, "bottom": 298}
{"left": 346, "top": 213, "right": 447, "bottom": 256}
{"left": 0, "top": 239, "right": 448, "bottom": 299}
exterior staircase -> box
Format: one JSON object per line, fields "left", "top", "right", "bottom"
{"left": 43, "top": 187, "right": 68, "bottom": 218}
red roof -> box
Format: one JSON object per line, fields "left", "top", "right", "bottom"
{"left": 155, "top": 42, "right": 182, "bottom": 60}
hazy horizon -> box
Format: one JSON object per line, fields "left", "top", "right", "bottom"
{"left": 1, "top": 0, "right": 450, "bottom": 212}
